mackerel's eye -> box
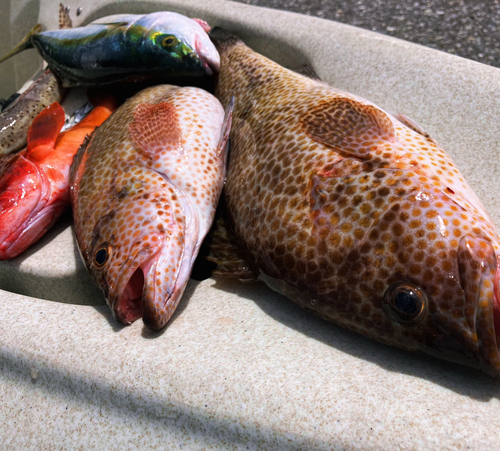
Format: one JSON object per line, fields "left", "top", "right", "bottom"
{"left": 93, "top": 243, "right": 111, "bottom": 269}
{"left": 383, "top": 281, "right": 427, "bottom": 323}
{"left": 162, "top": 36, "right": 178, "bottom": 47}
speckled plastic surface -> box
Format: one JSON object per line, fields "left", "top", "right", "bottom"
{"left": 1, "top": 1, "right": 500, "bottom": 449}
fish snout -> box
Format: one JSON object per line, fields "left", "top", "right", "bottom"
{"left": 458, "top": 235, "right": 500, "bottom": 375}
{"left": 141, "top": 229, "right": 199, "bottom": 331}
{"left": 109, "top": 234, "right": 166, "bottom": 325}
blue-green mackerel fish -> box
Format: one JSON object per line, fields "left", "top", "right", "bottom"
{"left": 0, "top": 12, "right": 220, "bottom": 87}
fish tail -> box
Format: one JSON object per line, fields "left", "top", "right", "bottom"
{"left": 26, "top": 102, "right": 65, "bottom": 153}
{"left": 0, "top": 24, "right": 42, "bottom": 64}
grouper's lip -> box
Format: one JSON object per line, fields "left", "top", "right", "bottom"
{"left": 461, "top": 240, "right": 500, "bottom": 375}
{"left": 475, "top": 257, "right": 500, "bottom": 375}
{"left": 108, "top": 235, "right": 164, "bottom": 325}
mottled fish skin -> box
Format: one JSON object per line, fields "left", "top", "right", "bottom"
{"left": 70, "top": 85, "right": 230, "bottom": 330}
{"left": 0, "top": 97, "right": 114, "bottom": 259}
{"left": 210, "top": 29, "right": 500, "bottom": 375}
{"left": 29, "top": 12, "right": 220, "bottom": 87}
{"left": 0, "top": 69, "right": 64, "bottom": 155}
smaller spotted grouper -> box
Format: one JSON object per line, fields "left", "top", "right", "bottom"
{"left": 0, "top": 12, "right": 220, "bottom": 87}
{"left": 70, "top": 85, "right": 232, "bottom": 330}
{"left": 208, "top": 28, "right": 500, "bottom": 376}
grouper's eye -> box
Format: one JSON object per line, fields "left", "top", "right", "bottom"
{"left": 162, "top": 35, "right": 179, "bottom": 48}
{"left": 93, "top": 243, "right": 111, "bottom": 269}
{"left": 383, "top": 281, "right": 427, "bottom": 323}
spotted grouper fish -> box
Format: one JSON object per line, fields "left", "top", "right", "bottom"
{"left": 70, "top": 85, "right": 232, "bottom": 330}
{"left": 0, "top": 12, "right": 219, "bottom": 86}
{"left": 207, "top": 28, "right": 500, "bottom": 375}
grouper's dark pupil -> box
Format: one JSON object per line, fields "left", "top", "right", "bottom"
{"left": 95, "top": 248, "right": 108, "bottom": 266}
{"left": 394, "top": 291, "right": 417, "bottom": 314}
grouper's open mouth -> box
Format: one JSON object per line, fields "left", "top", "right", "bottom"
{"left": 110, "top": 236, "right": 166, "bottom": 325}
{"left": 108, "top": 232, "right": 196, "bottom": 330}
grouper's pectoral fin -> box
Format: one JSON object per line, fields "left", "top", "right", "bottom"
{"left": 205, "top": 214, "right": 256, "bottom": 281}
{"left": 217, "top": 96, "right": 234, "bottom": 158}
{"left": 129, "top": 100, "right": 182, "bottom": 160}
{"left": 301, "top": 96, "right": 396, "bottom": 159}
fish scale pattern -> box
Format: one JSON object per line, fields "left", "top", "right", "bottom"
{"left": 71, "top": 85, "right": 227, "bottom": 330}
{"left": 211, "top": 31, "right": 500, "bottom": 373}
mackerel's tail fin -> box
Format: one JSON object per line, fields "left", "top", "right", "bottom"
{"left": 0, "top": 24, "right": 42, "bottom": 64}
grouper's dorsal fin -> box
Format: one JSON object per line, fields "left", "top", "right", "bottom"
{"left": 0, "top": 24, "right": 41, "bottom": 64}
{"left": 298, "top": 64, "right": 321, "bottom": 80}
{"left": 301, "top": 96, "right": 396, "bottom": 159}
{"left": 59, "top": 4, "right": 73, "bottom": 29}
{"left": 391, "top": 112, "right": 433, "bottom": 140}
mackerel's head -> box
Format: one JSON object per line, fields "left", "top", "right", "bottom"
{"left": 131, "top": 12, "right": 220, "bottom": 76}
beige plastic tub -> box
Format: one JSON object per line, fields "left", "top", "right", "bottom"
{"left": 1, "top": 1, "right": 500, "bottom": 449}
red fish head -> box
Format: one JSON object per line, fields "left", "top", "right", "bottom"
{"left": 0, "top": 102, "right": 65, "bottom": 259}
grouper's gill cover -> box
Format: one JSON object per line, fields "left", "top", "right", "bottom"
{"left": 70, "top": 85, "right": 231, "bottom": 330}
{"left": 208, "top": 28, "right": 500, "bottom": 376}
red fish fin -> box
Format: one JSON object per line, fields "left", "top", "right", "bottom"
{"left": 129, "top": 102, "right": 182, "bottom": 160}
{"left": 192, "top": 18, "right": 211, "bottom": 32}
{"left": 217, "top": 96, "right": 234, "bottom": 158}
{"left": 27, "top": 102, "right": 65, "bottom": 153}
{"left": 205, "top": 215, "right": 256, "bottom": 281}
{"left": 301, "top": 97, "right": 396, "bottom": 158}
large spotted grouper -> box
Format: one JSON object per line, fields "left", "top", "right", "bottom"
{"left": 70, "top": 85, "right": 232, "bottom": 330}
{"left": 208, "top": 28, "right": 500, "bottom": 375}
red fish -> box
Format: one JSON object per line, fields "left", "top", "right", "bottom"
{"left": 0, "top": 96, "right": 115, "bottom": 259}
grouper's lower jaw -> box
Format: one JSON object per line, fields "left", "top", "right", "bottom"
{"left": 113, "top": 267, "right": 145, "bottom": 325}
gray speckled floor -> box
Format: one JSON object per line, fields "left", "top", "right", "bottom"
{"left": 233, "top": 0, "right": 500, "bottom": 68}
